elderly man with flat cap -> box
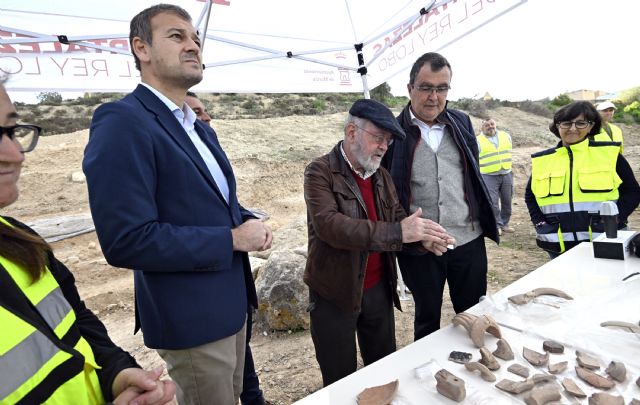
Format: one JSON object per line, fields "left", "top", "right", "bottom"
{"left": 303, "top": 99, "right": 454, "bottom": 386}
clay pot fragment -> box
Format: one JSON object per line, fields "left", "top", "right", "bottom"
{"left": 464, "top": 361, "right": 496, "bottom": 382}
{"left": 523, "top": 347, "right": 549, "bottom": 366}
{"left": 435, "top": 369, "right": 466, "bottom": 402}
{"left": 576, "top": 350, "right": 601, "bottom": 370}
{"left": 451, "top": 313, "right": 502, "bottom": 348}
{"left": 542, "top": 340, "right": 564, "bottom": 354}
{"left": 524, "top": 386, "right": 561, "bottom": 405}
{"left": 561, "top": 377, "right": 586, "bottom": 398}
{"left": 508, "top": 363, "right": 530, "bottom": 378}
{"left": 448, "top": 351, "right": 472, "bottom": 364}
{"left": 356, "top": 379, "right": 398, "bottom": 405}
{"left": 575, "top": 366, "right": 615, "bottom": 389}
{"left": 479, "top": 347, "right": 500, "bottom": 371}
{"left": 495, "top": 378, "right": 534, "bottom": 394}
{"left": 599, "top": 320, "right": 640, "bottom": 334}
{"left": 587, "top": 392, "right": 624, "bottom": 405}
{"left": 531, "top": 374, "right": 556, "bottom": 385}
{"left": 508, "top": 288, "right": 573, "bottom": 305}
{"left": 493, "top": 338, "right": 514, "bottom": 360}
{"left": 548, "top": 361, "right": 568, "bottom": 374}
{"left": 604, "top": 361, "right": 626, "bottom": 382}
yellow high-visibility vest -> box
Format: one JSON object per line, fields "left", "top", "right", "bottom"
{"left": 477, "top": 131, "right": 512, "bottom": 174}
{"left": 593, "top": 123, "right": 623, "bottom": 153}
{"left": 0, "top": 218, "right": 104, "bottom": 405}
{"left": 530, "top": 139, "right": 621, "bottom": 253}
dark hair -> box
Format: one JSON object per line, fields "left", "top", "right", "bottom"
{"left": 0, "top": 224, "right": 51, "bottom": 283}
{"left": 409, "top": 52, "right": 452, "bottom": 86}
{"left": 129, "top": 4, "right": 192, "bottom": 71}
{"left": 186, "top": 91, "right": 198, "bottom": 98}
{"left": 549, "top": 101, "right": 602, "bottom": 138}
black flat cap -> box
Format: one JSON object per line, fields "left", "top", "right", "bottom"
{"left": 349, "top": 99, "right": 406, "bottom": 140}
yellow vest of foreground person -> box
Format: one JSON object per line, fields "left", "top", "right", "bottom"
{"left": 530, "top": 139, "right": 621, "bottom": 253}
{"left": 0, "top": 220, "right": 104, "bottom": 405}
{"left": 593, "top": 123, "right": 623, "bottom": 153}
{"left": 477, "top": 131, "right": 512, "bottom": 174}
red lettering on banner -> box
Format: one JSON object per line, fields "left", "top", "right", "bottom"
{"left": 196, "top": 0, "right": 231, "bottom": 5}
{"left": 67, "top": 44, "right": 90, "bottom": 53}
{"left": 109, "top": 39, "right": 130, "bottom": 53}
{"left": 0, "top": 44, "right": 16, "bottom": 53}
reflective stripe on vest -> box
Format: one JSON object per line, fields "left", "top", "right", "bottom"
{"left": 594, "top": 124, "right": 623, "bottom": 153}
{"left": 530, "top": 140, "right": 620, "bottom": 252}
{"left": 478, "top": 131, "right": 512, "bottom": 174}
{"left": 0, "top": 219, "right": 103, "bottom": 404}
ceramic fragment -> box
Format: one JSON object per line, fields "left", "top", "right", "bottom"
{"left": 357, "top": 379, "right": 398, "bottom": 405}
{"left": 464, "top": 361, "right": 496, "bottom": 382}
{"left": 493, "top": 338, "right": 514, "bottom": 360}
{"left": 451, "top": 312, "right": 502, "bottom": 348}
{"left": 523, "top": 347, "right": 549, "bottom": 366}
{"left": 435, "top": 369, "right": 466, "bottom": 402}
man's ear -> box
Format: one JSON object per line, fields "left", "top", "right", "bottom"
{"left": 132, "top": 37, "right": 151, "bottom": 64}
{"left": 345, "top": 122, "right": 357, "bottom": 142}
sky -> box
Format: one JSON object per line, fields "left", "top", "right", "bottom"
{"left": 4, "top": 0, "right": 639, "bottom": 103}
{"left": 388, "top": 0, "right": 640, "bottom": 101}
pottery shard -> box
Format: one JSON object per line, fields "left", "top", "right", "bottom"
{"left": 587, "top": 392, "right": 624, "bottom": 405}
{"left": 508, "top": 287, "right": 573, "bottom": 305}
{"left": 604, "top": 361, "right": 626, "bottom": 382}
{"left": 479, "top": 347, "right": 500, "bottom": 371}
{"left": 493, "top": 339, "right": 515, "bottom": 360}
{"left": 629, "top": 399, "right": 640, "bottom": 405}
{"left": 451, "top": 312, "right": 502, "bottom": 348}
{"left": 524, "top": 386, "right": 561, "bottom": 405}
{"left": 448, "top": 351, "right": 472, "bottom": 364}
{"left": 464, "top": 361, "right": 496, "bottom": 382}
{"left": 357, "top": 380, "right": 398, "bottom": 405}
{"left": 531, "top": 374, "right": 556, "bottom": 385}
{"left": 508, "top": 364, "right": 530, "bottom": 378}
{"left": 562, "top": 378, "right": 586, "bottom": 398}
{"left": 523, "top": 347, "right": 549, "bottom": 367}
{"left": 435, "top": 369, "right": 466, "bottom": 402}
{"left": 542, "top": 340, "right": 564, "bottom": 354}
{"left": 576, "top": 350, "right": 601, "bottom": 370}
{"left": 575, "top": 366, "right": 615, "bottom": 389}
{"left": 495, "top": 378, "right": 534, "bottom": 395}
{"left": 548, "top": 361, "right": 568, "bottom": 374}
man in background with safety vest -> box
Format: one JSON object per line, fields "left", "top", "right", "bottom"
{"left": 477, "top": 118, "right": 514, "bottom": 235}
{"left": 595, "top": 101, "right": 624, "bottom": 153}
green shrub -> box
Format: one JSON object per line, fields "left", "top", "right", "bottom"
{"left": 37, "top": 92, "right": 62, "bottom": 105}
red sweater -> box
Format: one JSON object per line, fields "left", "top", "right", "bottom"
{"left": 353, "top": 173, "right": 383, "bottom": 290}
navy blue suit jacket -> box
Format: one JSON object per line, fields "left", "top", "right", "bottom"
{"left": 83, "top": 85, "right": 257, "bottom": 350}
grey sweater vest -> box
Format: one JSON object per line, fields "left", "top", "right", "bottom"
{"left": 409, "top": 132, "right": 482, "bottom": 246}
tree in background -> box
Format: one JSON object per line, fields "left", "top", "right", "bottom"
{"left": 547, "top": 93, "right": 572, "bottom": 110}
{"left": 37, "top": 91, "right": 62, "bottom": 106}
{"left": 370, "top": 82, "right": 407, "bottom": 108}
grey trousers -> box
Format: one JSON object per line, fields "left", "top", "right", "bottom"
{"left": 482, "top": 172, "right": 513, "bottom": 228}
{"left": 158, "top": 318, "right": 247, "bottom": 405}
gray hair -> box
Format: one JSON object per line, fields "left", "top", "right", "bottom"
{"left": 129, "top": 4, "right": 193, "bottom": 71}
{"left": 344, "top": 114, "right": 366, "bottom": 134}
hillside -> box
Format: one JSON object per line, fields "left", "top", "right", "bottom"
{"left": 6, "top": 103, "right": 640, "bottom": 404}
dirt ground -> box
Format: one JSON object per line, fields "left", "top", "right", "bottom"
{"left": 5, "top": 107, "right": 639, "bottom": 404}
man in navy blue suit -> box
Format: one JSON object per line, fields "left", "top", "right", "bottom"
{"left": 83, "top": 4, "right": 272, "bottom": 405}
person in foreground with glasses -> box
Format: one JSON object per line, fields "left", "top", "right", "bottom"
{"left": 303, "top": 99, "right": 454, "bottom": 386}
{"left": 524, "top": 101, "right": 640, "bottom": 259}
{"left": 381, "top": 52, "right": 498, "bottom": 341}
{"left": 0, "top": 80, "right": 177, "bottom": 404}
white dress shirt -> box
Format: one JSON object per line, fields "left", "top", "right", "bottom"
{"left": 410, "top": 108, "right": 446, "bottom": 152}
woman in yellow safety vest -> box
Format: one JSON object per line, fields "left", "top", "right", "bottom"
{"left": 0, "top": 79, "right": 176, "bottom": 405}
{"left": 524, "top": 101, "right": 640, "bottom": 259}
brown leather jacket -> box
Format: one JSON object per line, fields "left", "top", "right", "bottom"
{"left": 303, "top": 143, "right": 405, "bottom": 314}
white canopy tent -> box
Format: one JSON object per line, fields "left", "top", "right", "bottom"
{"left": 1, "top": 0, "right": 525, "bottom": 96}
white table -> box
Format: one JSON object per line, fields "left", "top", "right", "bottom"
{"left": 294, "top": 243, "right": 640, "bottom": 404}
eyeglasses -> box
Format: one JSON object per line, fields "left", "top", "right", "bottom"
{"left": 354, "top": 124, "right": 393, "bottom": 146}
{"left": 411, "top": 84, "right": 450, "bottom": 95}
{"left": 1, "top": 125, "right": 42, "bottom": 153}
{"left": 556, "top": 120, "right": 592, "bottom": 130}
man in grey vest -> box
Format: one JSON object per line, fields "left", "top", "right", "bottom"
{"left": 382, "top": 52, "right": 499, "bottom": 340}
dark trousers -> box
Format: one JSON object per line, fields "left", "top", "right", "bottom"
{"left": 309, "top": 280, "right": 396, "bottom": 387}
{"left": 241, "top": 308, "right": 265, "bottom": 405}
{"left": 398, "top": 235, "right": 487, "bottom": 340}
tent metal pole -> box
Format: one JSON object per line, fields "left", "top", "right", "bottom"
{"left": 198, "top": 0, "right": 214, "bottom": 50}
